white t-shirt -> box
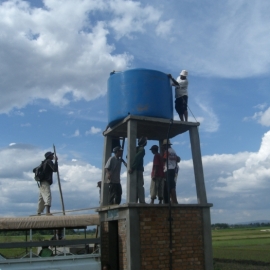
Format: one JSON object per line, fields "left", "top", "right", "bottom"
{"left": 163, "top": 148, "right": 177, "bottom": 171}
{"left": 175, "top": 77, "right": 188, "bottom": 99}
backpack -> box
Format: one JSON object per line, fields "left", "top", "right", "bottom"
{"left": 33, "top": 160, "right": 47, "bottom": 181}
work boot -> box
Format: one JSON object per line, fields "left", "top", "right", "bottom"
{"left": 45, "top": 206, "right": 53, "bottom": 216}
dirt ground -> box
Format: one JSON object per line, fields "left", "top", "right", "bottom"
{"left": 214, "top": 259, "right": 270, "bottom": 270}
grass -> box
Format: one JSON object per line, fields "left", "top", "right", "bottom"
{"left": 212, "top": 226, "right": 270, "bottom": 263}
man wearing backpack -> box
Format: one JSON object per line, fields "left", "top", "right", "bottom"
{"left": 37, "top": 151, "right": 58, "bottom": 216}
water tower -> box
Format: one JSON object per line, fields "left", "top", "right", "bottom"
{"left": 97, "top": 69, "right": 213, "bottom": 270}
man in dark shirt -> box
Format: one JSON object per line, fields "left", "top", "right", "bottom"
{"left": 37, "top": 151, "right": 58, "bottom": 215}
{"left": 150, "top": 145, "right": 165, "bottom": 204}
{"left": 128, "top": 137, "right": 147, "bottom": 204}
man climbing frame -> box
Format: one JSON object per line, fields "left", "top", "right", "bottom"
{"left": 168, "top": 70, "right": 189, "bottom": 122}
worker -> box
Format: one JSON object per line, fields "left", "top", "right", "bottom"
{"left": 162, "top": 139, "right": 178, "bottom": 204}
{"left": 128, "top": 137, "right": 147, "bottom": 204}
{"left": 168, "top": 70, "right": 189, "bottom": 121}
{"left": 105, "top": 146, "right": 123, "bottom": 205}
{"left": 149, "top": 145, "right": 164, "bottom": 204}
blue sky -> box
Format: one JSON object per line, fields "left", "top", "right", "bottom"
{"left": 0, "top": 0, "right": 270, "bottom": 223}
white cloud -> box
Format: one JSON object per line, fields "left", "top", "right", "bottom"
{"left": 210, "top": 131, "right": 270, "bottom": 196}
{"left": 21, "top": 123, "right": 31, "bottom": 127}
{"left": 85, "top": 126, "right": 101, "bottom": 135}
{"left": 39, "top": 109, "right": 47, "bottom": 113}
{"left": 0, "top": 0, "right": 177, "bottom": 114}
{"left": 12, "top": 111, "right": 24, "bottom": 116}
{"left": 258, "top": 107, "right": 270, "bottom": 127}
{"left": 155, "top": 19, "right": 173, "bottom": 38}
{"left": 246, "top": 106, "right": 270, "bottom": 126}
{"left": 254, "top": 103, "right": 267, "bottom": 110}
{"left": 71, "top": 129, "right": 80, "bottom": 137}
{"left": 195, "top": 100, "right": 219, "bottom": 132}
{"left": 127, "top": 1, "right": 270, "bottom": 78}
{"left": 0, "top": 0, "right": 134, "bottom": 113}
{"left": 108, "top": 0, "right": 161, "bottom": 39}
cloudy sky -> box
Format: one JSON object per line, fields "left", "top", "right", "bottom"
{"left": 1, "top": 0, "right": 270, "bottom": 224}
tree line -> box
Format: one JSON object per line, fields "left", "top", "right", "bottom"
{"left": 212, "top": 222, "right": 270, "bottom": 229}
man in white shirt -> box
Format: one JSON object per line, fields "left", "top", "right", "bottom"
{"left": 168, "top": 70, "right": 189, "bottom": 122}
{"left": 162, "top": 139, "right": 178, "bottom": 204}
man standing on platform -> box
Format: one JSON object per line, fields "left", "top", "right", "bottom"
{"left": 37, "top": 151, "right": 58, "bottom": 216}
{"left": 149, "top": 145, "right": 164, "bottom": 204}
{"left": 168, "top": 70, "right": 189, "bottom": 122}
{"left": 105, "top": 146, "right": 123, "bottom": 205}
{"left": 162, "top": 139, "right": 178, "bottom": 204}
{"left": 128, "top": 136, "right": 147, "bottom": 204}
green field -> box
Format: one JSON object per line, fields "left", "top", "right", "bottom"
{"left": 1, "top": 227, "right": 270, "bottom": 265}
{"left": 212, "top": 226, "right": 270, "bottom": 263}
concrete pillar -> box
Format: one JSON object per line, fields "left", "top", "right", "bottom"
{"left": 127, "top": 120, "right": 137, "bottom": 203}
{"left": 159, "top": 139, "right": 163, "bottom": 155}
{"left": 189, "top": 126, "right": 207, "bottom": 204}
{"left": 101, "top": 136, "right": 112, "bottom": 206}
{"left": 126, "top": 208, "right": 141, "bottom": 270}
{"left": 202, "top": 207, "right": 214, "bottom": 270}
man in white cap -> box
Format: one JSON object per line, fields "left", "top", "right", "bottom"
{"left": 105, "top": 146, "right": 123, "bottom": 205}
{"left": 168, "top": 70, "right": 189, "bottom": 122}
{"left": 162, "top": 139, "right": 178, "bottom": 204}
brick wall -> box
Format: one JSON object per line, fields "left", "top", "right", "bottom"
{"left": 118, "top": 219, "right": 127, "bottom": 269}
{"left": 100, "top": 221, "right": 109, "bottom": 265}
{"left": 100, "top": 206, "right": 205, "bottom": 270}
{"left": 101, "top": 219, "right": 127, "bottom": 269}
{"left": 139, "top": 207, "right": 204, "bottom": 270}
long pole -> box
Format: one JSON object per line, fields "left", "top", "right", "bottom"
{"left": 53, "top": 144, "right": 65, "bottom": 215}
{"left": 166, "top": 119, "right": 173, "bottom": 270}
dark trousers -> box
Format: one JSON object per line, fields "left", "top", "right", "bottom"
{"left": 109, "top": 183, "right": 122, "bottom": 205}
{"left": 163, "top": 169, "right": 176, "bottom": 203}
{"left": 163, "top": 181, "right": 169, "bottom": 203}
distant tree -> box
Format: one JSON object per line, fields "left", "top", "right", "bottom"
{"left": 211, "top": 223, "right": 229, "bottom": 229}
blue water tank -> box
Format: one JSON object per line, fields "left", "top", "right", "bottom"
{"left": 107, "top": 68, "right": 173, "bottom": 127}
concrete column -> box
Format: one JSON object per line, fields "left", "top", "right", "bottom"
{"left": 127, "top": 120, "right": 137, "bottom": 203}
{"left": 101, "top": 136, "right": 112, "bottom": 206}
{"left": 189, "top": 126, "right": 207, "bottom": 204}
{"left": 159, "top": 139, "right": 163, "bottom": 155}
{"left": 202, "top": 207, "right": 214, "bottom": 270}
{"left": 126, "top": 208, "right": 141, "bottom": 269}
